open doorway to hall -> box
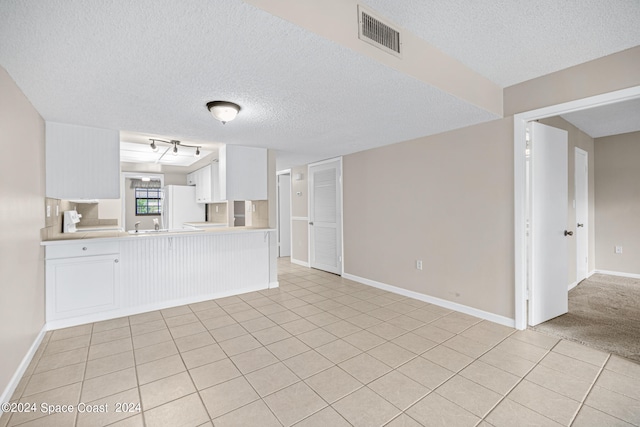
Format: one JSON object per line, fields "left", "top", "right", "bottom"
{"left": 520, "top": 96, "right": 640, "bottom": 362}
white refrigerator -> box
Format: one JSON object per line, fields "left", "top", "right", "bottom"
{"left": 163, "top": 185, "right": 205, "bottom": 229}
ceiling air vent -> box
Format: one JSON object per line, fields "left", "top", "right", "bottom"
{"left": 357, "top": 5, "right": 402, "bottom": 57}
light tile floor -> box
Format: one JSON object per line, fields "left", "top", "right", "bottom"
{"left": 2, "top": 258, "right": 640, "bottom": 426}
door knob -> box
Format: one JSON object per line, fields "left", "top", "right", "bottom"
{"left": 577, "top": 223, "right": 584, "bottom": 227}
{"left": 309, "top": 222, "right": 314, "bottom": 226}
{"left": 564, "top": 230, "right": 573, "bottom": 236}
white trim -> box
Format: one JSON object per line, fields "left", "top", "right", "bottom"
{"left": 269, "top": 281, "right": 280, "bottom": 289}
{"left": 120, "top": 171, "right": 165, "bottom": 230}
{"left": 1, "top": 326, "right": 47, "bottom": 405}
{"left": 574, "top": 146, "right": 589, "bottom": 283}
{"left": 568, "top": 280, "right": 580, "bottom": 291}
{"left": 594, "top": 270, "right": 640, "bottom": 280}
{"left": 291, "top": 217, "right": 309, "bottom": 221}
{"left": 514, "top": 85, "right": 640, "bottom": 330}
{"left": 344, "top": 273, "right": 515, "bottom": 328}
{"left": 277, "top": 169, "right": 292, "bottom": 175}
{"left": 307, "top": 157, "right": 343, "bottom": 275}
{"left": 290, "top": 258, "right": 310, "bottom": 268}
{"left": 45, "top": 283, "right": 271, "bottom": 330}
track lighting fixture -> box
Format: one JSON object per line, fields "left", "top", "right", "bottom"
{"left": 149, "top": 139, "right": 202, "bottom": 158}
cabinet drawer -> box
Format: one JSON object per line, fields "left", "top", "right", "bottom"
{"left": 46, "top": 241, "right": 120, "bottom": 259}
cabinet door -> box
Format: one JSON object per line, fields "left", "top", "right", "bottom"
{"left": 187, "top": 171, "right": 196, "bottom": 186}
{"left": 46, "top": 254, "right": 120, "bottom": 322}
{"left": 201, "top": 165, "right": 212, "bottom": 203}
{"left": 46, "top": 121, "right": 120, "bottom": 199}
{"left": 219, "top": 145, "right": 267, "bottom": 201}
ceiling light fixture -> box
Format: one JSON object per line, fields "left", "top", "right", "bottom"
{"left": 206, "top": 101, "right": 241, "bottom": 124}
{"left": 149, "top": 139, "right": 202, "bottom": 158}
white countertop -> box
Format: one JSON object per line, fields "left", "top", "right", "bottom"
{"left": 41, "top": 226, "right": 275, "bottom": 246}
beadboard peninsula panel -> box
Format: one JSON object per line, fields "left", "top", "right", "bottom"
{"left": 119, "top": 232, "right": 270, "bottom": 308}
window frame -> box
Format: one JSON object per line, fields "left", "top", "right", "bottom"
{"left": 134, "top": 187, "right": 163, "bottom": 216}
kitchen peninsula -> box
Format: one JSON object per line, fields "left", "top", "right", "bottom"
{"left": 42, "top": 227, "right": 278, "bottom": 329}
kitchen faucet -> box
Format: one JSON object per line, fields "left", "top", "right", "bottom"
{"left": 134, "top": 221, "right": 141, "bottom": 232}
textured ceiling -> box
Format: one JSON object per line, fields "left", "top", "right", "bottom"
{"left": 363, "top": 0, "right": 640, "bottom": 87}
{"left": 0, "top": 0, "right": 638, "bottom": 170}
{"left": 561, "top": 98, "right": 640, "bottom": 138}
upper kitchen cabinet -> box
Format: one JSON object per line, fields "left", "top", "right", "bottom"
{"left": 46, "top": 122, "right": 120, "bottom": 199}
{"left": 219, "top": 145, "right": 267, "bottom": 201}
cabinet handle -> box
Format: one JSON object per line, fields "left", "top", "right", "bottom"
{"left": 82, "top": 247, "right": 88, "bottom": 251}
{"left": 114, "top": 259, "right": 119, "bottom": 263}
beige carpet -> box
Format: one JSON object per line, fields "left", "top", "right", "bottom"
{"left": 532, "top": 273, "right": 640, "bottom": 362}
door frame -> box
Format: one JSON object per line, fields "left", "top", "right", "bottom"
{"left": 513, "top": 85, "right": 640, "bottom": 330}
{"left": 574, "top": 147, "right": 589, "bottom": 285}
{"left": 307, "top": 157, "right": 344, "bottom": 276}
{"left": 276, "top": 169, "right": 292, "bottom": 257}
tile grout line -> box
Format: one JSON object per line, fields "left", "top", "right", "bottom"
{"left": 567, "top": 352, "right": 611, "bottom": 427}
{"left": 126, "top": 315, "right": 147, "bottom": 427}
{"left": 74, "top": 323, "right": 94, "bottom": 427}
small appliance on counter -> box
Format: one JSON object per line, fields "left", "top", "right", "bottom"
{"left": 62, "top": 210, "right": 81, "bottom": 233}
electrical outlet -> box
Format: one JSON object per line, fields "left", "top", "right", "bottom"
{"left": 46, "top": 205, "right": 51, "bottom": 217}
{"left": 416, "top": 260, "right": 423, "bottom": 270}
{"left": 615, "top": 246, "right": 623, "bottom": 254}
{"left": 215, "top": 205, "right": 219, "bottom": 213}
{"left": 252, "top": 204, "right": 256, "bottom": 212}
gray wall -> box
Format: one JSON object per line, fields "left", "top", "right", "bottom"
{"left": 594, "top": 131, "right": 640, "bottom": 274}
{"left": 344, "top": 118, "right": 515, "bottom": 318}
{"left": 0, "top": 66, "right": 46, "bottom": 399}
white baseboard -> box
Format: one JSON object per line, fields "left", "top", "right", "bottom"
{"left": 45, "top": 283, "right": 272, "bottom": 330}
{"left": 593, "top": 270, "right": 640, "bottom": 280}
{"left": 1, "top": 326, "right": 47, "bottom": 405}
{"left": 290, "top": 258, "right": 309, "bottom": 268}
{"left": 269, "top": 281, "right": 280, "bottom": 289}
{"left": 343, "top": 273, "right": 515, "bottom": 328}
{"left": 568, "top": 280, "right": 580, "bottom": 291}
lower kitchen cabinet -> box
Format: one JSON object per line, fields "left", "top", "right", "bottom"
{"left": 45, "top": 247, "right": 120, "bottom": 323}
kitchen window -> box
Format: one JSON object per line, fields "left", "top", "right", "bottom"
{"left": 135, "top": 188, "right": 163, "bottom": 215}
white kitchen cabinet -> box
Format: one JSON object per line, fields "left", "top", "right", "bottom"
{"left": 45, "top": 242, "right": 120, "bottom": 323}
{"left": 194, "top": 164, "right": 212, "bottom": 203}
{"left": 219, "top": 145, "right": 267, "bottom": 201}
{"left": 190, "top": 145, "right": 266, "bottom": 203}
{"left": 186, "top": 171, "right": 197, "bottom": 186}
{"left": 46, "top": 121, "right": 120, "bottom": 199}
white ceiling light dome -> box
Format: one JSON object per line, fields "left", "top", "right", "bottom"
{"left": 207, "top": 101, "right": 241, "bottom": 124}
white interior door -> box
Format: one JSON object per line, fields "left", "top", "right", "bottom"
{"left": 528, "top": 122, "right": 569, "bottom": 326}
{"left": 309, "top": 159, "right": 342, "bottom": 274}
{"left": 575, "top": 148, "right": 589, "bottom": 283}
{"left": 278, "top": 174, "right": 292, "bottom": 257}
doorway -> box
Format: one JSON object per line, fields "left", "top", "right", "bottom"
{"left": 277, "top": 172, "right": 292, "bottom": 257}
{"left": 308, "top": 157, "right": 343, "bottom": 275}
{"left": 575, "top": 147, "right": 589, "bottom": 284}
{"left": 514, "top": 85, "right": 640, "bottom": 330}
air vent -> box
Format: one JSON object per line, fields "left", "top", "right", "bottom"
{"left": 357, "top": 5, "right": 402, "bottom": 57}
